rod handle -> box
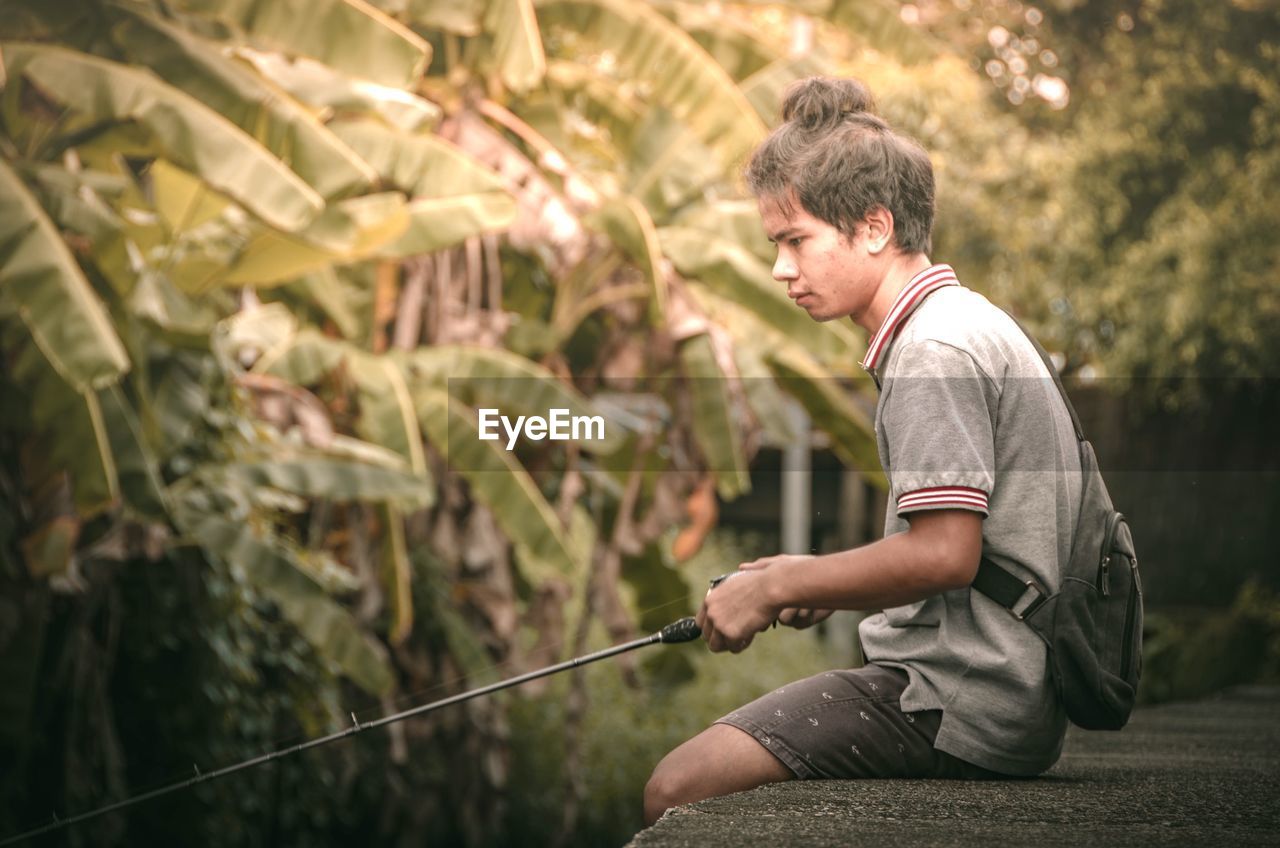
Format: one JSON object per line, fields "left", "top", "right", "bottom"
{"left": 659, "top": 616, "right": 702, "bottom": 643}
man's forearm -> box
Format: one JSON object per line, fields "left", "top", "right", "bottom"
{"left": 762, "top": 522, "right": 978, "bottom": 614}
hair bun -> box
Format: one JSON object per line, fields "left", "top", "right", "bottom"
{"left": 780, "top": 77, "right": 876, "bottom": 129}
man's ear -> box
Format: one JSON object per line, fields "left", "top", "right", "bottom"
{"left": 863, "top": 206, "right": 895, "bottom": 255}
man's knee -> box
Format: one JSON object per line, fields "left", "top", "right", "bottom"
{"left": 643, "top": 755, "right": 689, "bottom": 825}
{"left": 642, "top": 724, "right": 793, "bottom": 826}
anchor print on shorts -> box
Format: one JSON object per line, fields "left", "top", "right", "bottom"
{"left": 821, "top": 692, "right": 833, "bottom": 700}
{"left": 808, "top": 717, "right": 819, "bottom": 726}
{"left": 850, "top": 744, "right": 861, "bottom": 756}
{"left": 859, "top": 710, "right": 872, "bottom": 720}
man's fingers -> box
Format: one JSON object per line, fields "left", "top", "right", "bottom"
{"left": 777, "top": 608, "right": 834, "bottom": 629}
{"left": 777, "top": 607, "right": 808, "bottom": 627}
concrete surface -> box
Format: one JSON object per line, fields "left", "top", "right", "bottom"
{"left": 628, "top": 686, "right": 1280, "bottom": 847}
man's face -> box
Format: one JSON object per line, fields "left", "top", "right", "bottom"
{"left": 758, "top": 193, "right": 878, "bottom": 324}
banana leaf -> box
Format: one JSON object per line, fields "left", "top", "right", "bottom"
{"left": 768, "top": 344, "right": 882, "bottom": 481}
{"left": 286, "top": 268, "right": 363, "bottom": 341}
{"left": 414, "top": 387, "right": 579, "bottom": 585}
{"left": 146, "top": 159, "right": 409, "bottom": 287}
{"left": 1, "top": 43, "right": 324, "bottom": 234}
{"left": 378, "top": 503, "right": 413, "bottom": 646}
{"left": 586, "top": 195, "right": 667, "bottom": 321}
{"left": 226, "top": 458, "right": 433, "bottom": 507}
{"left": 655, "top": 0, "right": 778, "bottom": 81}
{"left": 668, "top": 198, "right": 773, "bottom": 264}
{"left": 110, "top": 7, "right": 376, "bottom": 201}
{"left": 166, "top": 0, "right": 430, "bottom": 89}
{"left": 224, "top": 192, "right": 410, "bottom": 285}
{"left": 535, "top": 0, "right": 766, "bottom": 168}
{"left": 824, "top": 0, "right": 939, "bottom": 65}
{"left": 543, "top": 60, "right": 644, "bottom": 161}
{"left": 348, "top": 354, "right": 428, "bottom": 477}
{"left": 234, "top": 48, "right": 440, "bottom": 133}
{"left": 254, "top": 328, "right": 428, "bottom": 476}
{"left": 0, "top": 158, "right": 130, "bottom": 393}
{"left": 401, "top": 0, "right": 485, "bottom": 35}
{"left": 99, "top": 383, "right": 169, "bottom": 519}
{"left": 627, "top": 112, "right": 726, "bottom": 218}
{"left": 149, "top": 158, "right": 231, "bottom": 237}
{"left": 731, "top": 337, "right": 800, "bottom": 446}
{"left": 679, "top": 333, "right": 751, "bottom": 499}
{"left": 254, "top": 326, "right": 347, "bottom": 386}
{"left": 217, "top": 300, "right": 299, "bottom": 368}
{"left": 485, "top": 0, "right": 547, "bottom": 93}
{"left": 4, "top": 331, "right": 117, "bottom": 514}
{"left": 189, "top": 514, "right": 394, "bottom": 695}
{"left": 327, "top": 119, "right": 517, "bottom": 257}
{"left": 18, "top": 161, "right": 129, "bottom": 243}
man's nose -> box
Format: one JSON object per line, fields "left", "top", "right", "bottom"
{"left": 772, "top": 255, "right": 797, "bottom": 282}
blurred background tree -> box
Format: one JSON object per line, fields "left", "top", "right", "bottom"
{"left": 1, "top": 0, "right": 1276, "bottom": 846}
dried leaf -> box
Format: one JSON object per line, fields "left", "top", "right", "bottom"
{"left": 672, "top": 476, "right": 718, "bottom": 562}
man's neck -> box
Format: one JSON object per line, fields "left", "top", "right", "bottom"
{"left": 855, "top": 253, "right": 934, "bottom": 336}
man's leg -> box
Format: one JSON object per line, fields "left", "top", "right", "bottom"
{"left": 643, "top": 723, "right": 793, "bottom": 825}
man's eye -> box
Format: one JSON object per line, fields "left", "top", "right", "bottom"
{"left": 789, "top": 238, "right": 804, "bottom": 248}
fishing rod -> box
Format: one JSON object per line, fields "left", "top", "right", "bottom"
{"left": 0, "top": 616, "right": 703, "bottom": 846}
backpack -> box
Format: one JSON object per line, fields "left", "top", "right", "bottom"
{"left": 971, "top": 315, "right": 1144, "bottom": 731}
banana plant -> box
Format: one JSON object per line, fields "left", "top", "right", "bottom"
{"left": 0, "top": 0, "right": 934, "bottom": 841}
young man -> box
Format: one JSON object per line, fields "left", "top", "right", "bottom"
{"left": 643, "top": 77, "right": 1081, "bottom": 825}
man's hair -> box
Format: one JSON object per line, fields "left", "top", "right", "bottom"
{"left": 745, "top": 77, "right": 936, "bottom": 255}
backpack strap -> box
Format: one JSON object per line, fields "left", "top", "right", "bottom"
{"left": 1000, "top": 312, "right": 1084, "bottom": 443}
{"left": 974, "top": 556, "right": 1049, "bottom": 620}
{"left": 973, "top": 310, "right": 1083, "bottom": 618}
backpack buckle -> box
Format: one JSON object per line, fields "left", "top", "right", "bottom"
{"left": 1011, "top": 580, "right": 1047, "bottom": 620}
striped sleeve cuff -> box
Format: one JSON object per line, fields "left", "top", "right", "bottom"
{"left": 897, "top": 486, "right": 989, "bottom": 516}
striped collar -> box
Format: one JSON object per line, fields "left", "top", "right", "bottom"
{"left": 859, "top": 264, "right": 960, "bottom": 372}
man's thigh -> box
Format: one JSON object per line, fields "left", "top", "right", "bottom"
{"left": 715, "top": 663, "right": 966, "bottom": 780}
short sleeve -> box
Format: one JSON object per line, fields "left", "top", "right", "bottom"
{"left": 880, "top": 340, "right": 997, "bottom": 516}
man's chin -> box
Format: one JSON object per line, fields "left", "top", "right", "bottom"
{"left": 805, "top": 307, "right": 840, "bottom": 322}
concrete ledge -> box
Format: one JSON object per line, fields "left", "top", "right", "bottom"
{"left": 629, "top": 686, "right": 1280, "bottom": 847}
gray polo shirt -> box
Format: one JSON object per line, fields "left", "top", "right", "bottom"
{"left": 857, "top": 265, "right": 1082, "bottom": 777}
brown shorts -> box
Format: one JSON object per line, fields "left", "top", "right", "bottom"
{"left": 714, "top": 663, "right": 1005, "bottom": 781}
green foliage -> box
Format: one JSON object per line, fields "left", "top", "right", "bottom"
{"left": 955, "top": 0, "right": 1280, "bottom": 403}
{"left": 1063, "top": 2, "right": 1278, "bottom": 398}
{"left": 1139, "top": 581, "right": 1280, "bottom": 705}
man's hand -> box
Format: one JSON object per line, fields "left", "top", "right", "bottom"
{"left": 698, "top": 554, "right": 812, "bottom": 652}
{"left": 740, "top": 554, "right": 833, "bottom": 630}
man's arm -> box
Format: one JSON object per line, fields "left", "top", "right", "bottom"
{"left": 696, "top": 509, "right": 982, "bottom": 653}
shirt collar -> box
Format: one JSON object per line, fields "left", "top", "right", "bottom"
{"left": 860, "top": 263, "right": 960, "bottom": 372}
